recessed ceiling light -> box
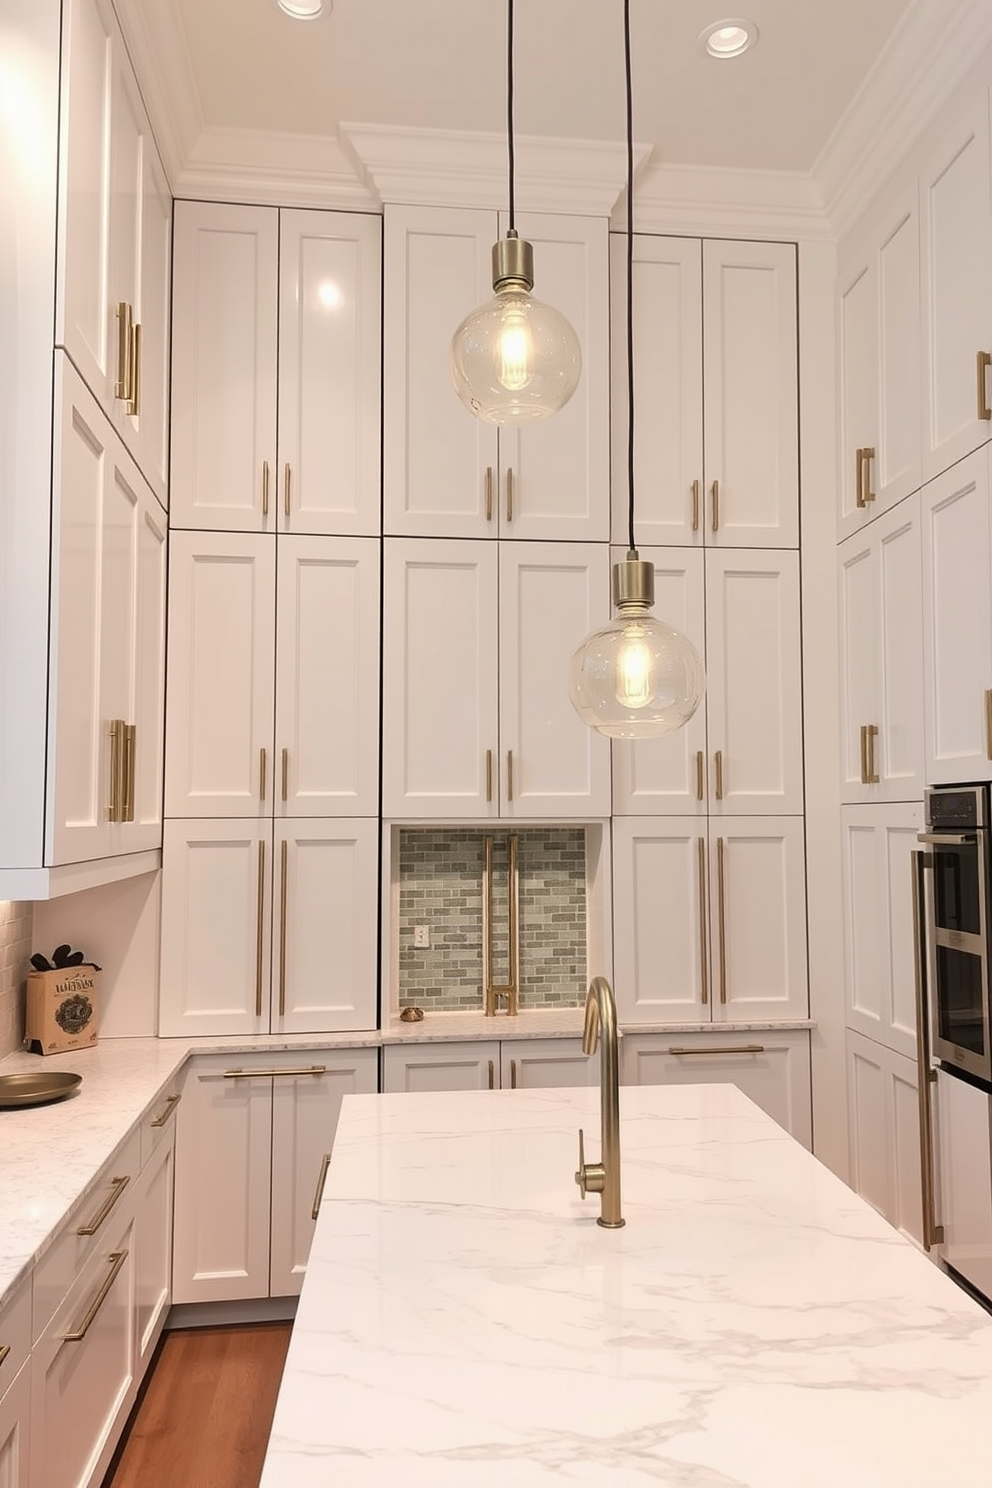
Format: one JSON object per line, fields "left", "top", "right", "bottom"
{"left": 276, "top": 0, "right": 330, "bottom": 19}
{"left": 699, "top": 19, "right": 758, "bottom": 59}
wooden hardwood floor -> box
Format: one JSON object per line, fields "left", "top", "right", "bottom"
{"left": 102, "top": 1324, "right": 292, "bottom": 1488}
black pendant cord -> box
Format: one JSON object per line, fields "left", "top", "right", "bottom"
{"left": 625, "top": 0, "right": 636, "bottom": 555}
{"left": 507, "top": 0, "right": 516, "bottom": 232}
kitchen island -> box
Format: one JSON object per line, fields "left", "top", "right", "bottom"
{"left": 260, "top": 1083, "right": 992, "bottom": 1487}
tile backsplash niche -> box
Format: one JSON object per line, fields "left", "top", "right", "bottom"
{"left": 0, "top": 901, "right": 32, "bottom": 1058}
{"left": 397, "top": 828, "right": 589, "bottom": 1013}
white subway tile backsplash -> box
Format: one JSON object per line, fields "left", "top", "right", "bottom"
{"left": 0, "top": 902, "right": 32, "bottom": 1058}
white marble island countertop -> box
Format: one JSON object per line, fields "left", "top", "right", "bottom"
{"left": 261, "top": 1083, "right": 992, "bottom": 1488}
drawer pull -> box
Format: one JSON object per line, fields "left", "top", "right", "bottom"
{"left": 149, "top": 1093, "right": 181, "bottom": 1128}
{"left": 667, "top": 1044, "right": 766, "bottom": 1056}
{"left": 0, "top": 1344, "right": 9, "bottom": 1371}
{"left": 223, "top": 1065, "right": 327, "bottom": 1079}
{"left": 311, "top": 1153, "right": 332, "bottom": 1221}
{"left": 691, "top": 478, "right": 700, "bottom": 533}
{"left": 978, "top": 350, "right": 992, "bottom": 421}
{"left": 62, "top": 1249, "right": 128, "bottom": 1343}
{"left": 76, "top": 1176, "right": 130, "bottom": 1236}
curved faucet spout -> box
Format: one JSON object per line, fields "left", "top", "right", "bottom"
{"left": 574, "top": 976, "right": 624, "bottom": 1228}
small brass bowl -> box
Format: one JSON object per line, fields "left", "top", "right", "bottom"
{"left": 399, "top": 1006, "right": 424, "bottom": 1023}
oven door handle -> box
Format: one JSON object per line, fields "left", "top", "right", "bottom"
{"left": 911, "top": 848, "right": 945, "bottom": 1252}
{"left": 917, "top": 832, "right": 976, "bottom": 846}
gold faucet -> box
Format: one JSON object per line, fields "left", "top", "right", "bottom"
{"left": 574, "top": 976, "right": 624, "bottom": 1228}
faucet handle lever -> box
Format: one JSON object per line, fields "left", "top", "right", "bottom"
{"left": 574, "top": 1127, "right": 606, "bottom": 1198}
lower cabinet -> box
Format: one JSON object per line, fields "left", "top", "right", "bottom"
{"left": 172, "top": 1049, "right": 378, "bottom": 1303}
{"left": 134, "top": 1087, "right": 179, "bottom": 1374}
{"left": 935, "top": 1069, "right": 992, "bottom": 1299}
{"left": 0, "top": 1278, "right": 31, "bottom": 1488}
{"left": 621, "top": 1029, "right": 812, "bottom": 1148}
{"left": 381, "top": 1037, "right": 596, "bottom": 1093}
{"left": 846, "top": 1028, "right": 923, "bottom": 1245}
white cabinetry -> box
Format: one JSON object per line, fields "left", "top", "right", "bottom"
{"left": 134, "top": 1083, "right": 180, "bottom": 1374}
{"left": 612, "top": 817, "right": 808, "bottom": 1026}
{"left": 381, "top": 1037, "right": 594, "bottom": 1093}
{"left": 936, "top": 1070, "right": 992, "bottom": 1299}
{"left": 838, "top": 494, "right": 924, "bottom": 804}
{"left": 921, "top": 447, "right": 992, "bottom": 784}
{"left": 846, "top": 1029, "right": 923, "bottom": 1246}
{"left": 170, "top": 202, "right": 381, "bottom": 535}
{"left": 613, "top": 236, "right": 798, "bottom": 548}
{"left": 382, "top": 539, "right": 611, "bottom": 819}
{"left": 172, "top": 1051, "right": 378, "bottom": 1303}
{"left": 383, "top": 205, "right": 609, "bottom": 541}
{"left": 621, "top": 1029, "right": 812, "bottom": 1147}
{"left": 0, "top": 1279, "right": 30, "bottom": 1488}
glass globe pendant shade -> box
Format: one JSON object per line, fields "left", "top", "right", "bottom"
{"left": 568, "top": 555, "right": 705, "bottom": 739}
{"left": 450, "top": 235, "right": 581, "bottom": 425}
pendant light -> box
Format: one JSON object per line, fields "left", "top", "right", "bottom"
{"left": 450, "top": 0, "right": 581, "bottom": 424}
{"left": 568, "top": 0, "right": 704, "bottom": 739}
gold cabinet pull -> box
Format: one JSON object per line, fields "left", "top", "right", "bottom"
{"left": 668, "top": 1044, "right": 765, "bottom": 1056}
{"left": 483, "top": 834, "right": 520, "bottom": 1017}
{"left": 911, "top": 850, "right": 945, "bottom": 1250}
{"left": 77, "top": 1176, "right": 130, "bottom": 1236}
{"left": 978, "top": 351, "right": 992, "bottom": 421}
{"left": 510, "top": 1059, "right": 517, "bottom": 1089}
{"left": 281, "top": 747, "right": 289, "bottom": 803}
{"left": 986, "top": 689, "right": 992, "bottom": 760}
{"left": 487, "top": 1059, "right": 495, "bottom": 1089}
{"left": 279, "top": 839, "right": 288, "bottom": 1017}
{"left": 714, "top": 749, "right": 724, "bottom": 801}
{"left": 311, "top": 1153, "right": 332, "bottom": 1221}
{"left": 115, "top": 302, "right": 132, "bottom": 401}
{"left": 149, "top": 1092, "right": 181, "bottom": 1128}
{"left": 507, "top": 749, "right": 514, "bottom": 801}
{"left": 695, "top": 750, "right": 704, "bottom": 803}
{"left": 486, "top": 748, "right": 493, "bottom": 803}
{"left": 485, "top": 466, "right": 493, "bottom": 522}
{"left": 861, "top": 446, "right": 876, "bottom": 506}
{"left": 717, "top": 836, "right": 727, "bottom": 1005}
{"left": 224, "top": 1065, "right": 326, "bottom": 1079}
{"left": 284, "top": 463, "right": 292, "bottom": 517}
{"left": 506, "top": 467, "right": 514, "bottom": 522}
{"left": 711, "top": 479, "right": 720, "bottom": 533}
{"left": 865, "top": 723, "right": 879, "bottom": 784}
{"left": 128, "top": 321, "right": 141, "bottom": 415}
{"left": 697, "top": 837, "right": 708, "bottom": 1006}
{"left": 123, "top": 723, "right": 136, "bottom": 823}
{"left": 859, "top": 724, "right": 868, "bottom": 785}
{"left": 262, "top": 461, "right": 270, "bottom": 517}
{"left": 63, "top": 1250, "right": 128, "bottom": 1343}
{"left": 855, "top": 448, "right": 865, "bottom": 508}
{"left": 691, "top": 478, "right": 700, "bottom": 533}
{"left": 108, "top": 719, "right": 124, "bottom": 823}
{"left": 259, "top": 746, "right": 267, "bottom": 801}
{"left": 255, "top": 839, "right": 265, "bottom": 1018}
{"left": 0, "top": 1345, "right": 9, "bottom": 1371}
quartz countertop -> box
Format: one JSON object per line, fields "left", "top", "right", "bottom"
{"left": 382, "top": 1007, "right": 586, "bottom": 1041}
{"left": 260, "top": 1083, "right": 992, "bottom": 1488}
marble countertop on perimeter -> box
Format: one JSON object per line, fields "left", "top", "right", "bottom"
{"left": 260, "top": 1083, "right": 992, "bottom": 1488}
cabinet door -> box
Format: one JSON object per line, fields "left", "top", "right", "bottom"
{"left": 841, "top": 803, "right": 923, "bottom": 1061}
{"left": 171, "top": 1056, "right": 273, "bottom": 1303}
{"left": 612, "top": 547, "right": 707, "bottom": 815}
{"left": 936, "top": 1069, "right": 992, "bottom": 1298}
{"left": 838, "top": 529, "right": 879, "bottom": 801}
{"left": 383, "top": 205, "right": 497, "bottom": 538}
{"left": 499, "top": 542, "right": 611, "bottom": 818}
{"left": 276, "top": 537, "right": 380, "bottom": 817}
{"left": 381, "top": 1041, "right": 500, "bottom": 1093}
{"left": 702, "top": 240, "right": 798, "bottom": 548}
{"left": 875, "top": 185, "right": 922, "bottom": 513}
{"left": 612, "top": 235, "right": 703, "bottom": 547}
{"left": 130, "top": 133, "right": 171, "bottom": 506}
{"left": 612, "top": 818, "right": 709, "bottom": 1026}
{"left": 124, "top": 493, "right": 167, "bottom": 851}
{"left": 133, "top": 1121, "right": 175, "bottom": 1374}
{"left": 921, "top": 448, "right": 992, "bottom": 783}
{"left": 838, "top": 246, "right": 879, "bottom": 538}
{"left": 498, "top": 212, "right": 609, "bottom": 542}
{"left": 919, "top": 90, "right": 992, "bottom": 483}
{"left": 278, "top": 210, "right": 381, "bottom": 536}
{"left": 170, "top": 202, "right": 278, "bottom": 531}
{"left": 165, "top": 532, "right": 276, "bottom": 817}
{"left": 382, "top": 539, "right": 499, "bottom": 819}
{"left": 847, "top": 1029, "right": 923, "bottom": 1246}
{"left": 273, "top": 820, "right": 378, "bottom": 1034}
{"left": 500, "top": 1038, "right": 595, "bottom": 1090}
{"left": 159, "top": 819, "right": 273, "bottom": 1037}
{"left": 705, "top": 550, "right": 803, "bottom": 815}
{"left": 622, "top": 1030, "right": 812, "bottom": 1148}
{"left": 269, "top": 1050, "right": 378, "bottom": 1297}
{"left": 710, "top": 818, "right": 808, "bottom": 1023}
{"left": 0, "top": 1362, "right": 29, "bottom": 1488}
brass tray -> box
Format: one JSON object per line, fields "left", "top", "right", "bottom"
{"left": 0, "top": 1071, "right": 82, "bottom": 1109}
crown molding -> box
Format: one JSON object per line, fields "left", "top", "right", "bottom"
{"left": 814, "top": 0, "right": 992, "bottom": 240}
{"left": 628, "top": 163, "right": 831, "bottom": 242}
{"left": 173, "top": 129, "right": 378, "bottom": 210}
{"left": 339, "top": 123, "right": 647, "bottom": 215}
{"left": 113, "top": 0, "right": 204, "bottom": 191}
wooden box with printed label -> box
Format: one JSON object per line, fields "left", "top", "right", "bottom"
{"left": 25, "top": 966, "right": 99, "bottom": 1055}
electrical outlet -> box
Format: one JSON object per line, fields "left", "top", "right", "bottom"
{"left": 413, "top": 925, "right": 430, "bottom": 949}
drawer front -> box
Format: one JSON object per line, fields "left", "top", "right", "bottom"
{"left": 0, "top": 1275, "right": 31, "bottom": 1407}
{"left": 33, "top": 1126, "right": 140, "bottom": 1341}
{"left": 139, "top": 1080, "right": 183, "bottom": 1168}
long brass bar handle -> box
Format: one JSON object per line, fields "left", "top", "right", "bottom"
{"left": 108, "top": 719, "right": 123, "bottom": 823}
{"left": 115, "top": 302, "right": 132, "bottom": 401}
{"left": 224, "top": 1065, "right": 327, "bottom": 1079}
{"left": 717, "top": 836, "right": 727, "bottom": 1005}
{"left": 279, "top": 839, "right": 288, "bottom": 1017}
{"left": 506, "top": 467, "right": 514, "bottom": 522}
{"left": 0, "top": 1345, "right": 9, "bottom": 1371}
{"left": 510, "top": 1059, "right": 518, "bottom": 1089}
{"left": 488, "top": 1059, "right": 495, "bottom": 1089}
{"left": 507, "top": 833, "right": 520, "bottom": 1016}
{"left": 714, "top": 749, "right": 724, "bottom": 801}
{"left": 668, "top": 1044, "right": 765, "bottom": 1056}
{"left": 486, "top": 748, "right": 493, "bottom": 803}
{"left": 262, "top": 461, "right": 270, "bottom": 517}
{"left": 977, "top": 350, "right": 992, "bottom": 421}
{"left": 862, "top": 446, "right": 875, "bottom": 505}
{"left": 697, "top": 837, "right": 708, "bottom": 1006}
{"left": 507, "top": 750, "right": 514, "bottom": 802}
{"left": 695, "top": 750, "right": 704, "bottom": 803}
{"left": 281, "top": 747, "right": 289, "bottom": 803}
{"left": 255, "top": 839, "right": 265, "bottom": 1018}
{"left": 129, "top": 321, "right": 141, "bottom": 416}
{"left": 259, "top": 747, "right": 267, "bottom": 802}
{"left": 711, "top": 479, "right": 720, "bottom": 533}
{"left": 311, "top": 1153, "right": 331, "bottom": 1221}
{"left": 485, "top": 466, "right": 493, "bottom": 522}
{"left": 855, "top": 447, "right": 865, "bottom": 509}
{"left": 62, "top": 1250, "right": 128, "bottom": 1343}
{"left": 284, "top": 464, "right": 292, "bottom": 517}
{"left": 77, "top": 1176, "right": 130, "bottom": 1236}
{"left": 124, "top": 723, "right": 136, "bottom": 823}
{"left": 985, "top": 689, "right": 992, "bottom": 761}
{"left": 912, "top": 849, "right": 944, "bottom": 1250}
{"left": 865, "top": 723, "right": 879, "bottom": 785}
{"left": 859, "top": 724, "right": 868, "bottom": 785}
{"left": 482, "top": 835, "right": 494, "bottom": 1014}
{"left": 149, "top": 1093, "right": 181, "bottom": 1128}
{"left": 691, "top": 478, "right": 700, "bottom": 533}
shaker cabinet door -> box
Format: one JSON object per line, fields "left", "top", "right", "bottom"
{"left": 612, "top": 818, "right": 709, "bottom": 1026}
